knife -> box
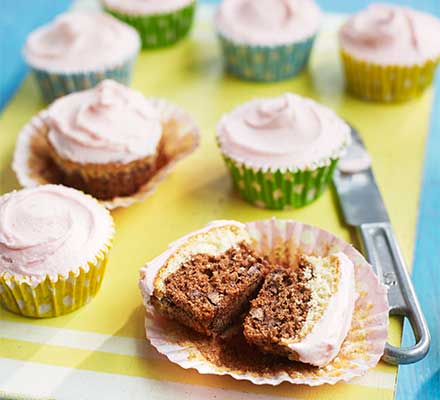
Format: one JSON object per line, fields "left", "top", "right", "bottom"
{"left": 332, "top": 126, "right": 430, "bottom": 365}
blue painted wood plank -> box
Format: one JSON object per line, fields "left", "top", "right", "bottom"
{"left": 0, "top": 0, "right": 72, "bottom": 110}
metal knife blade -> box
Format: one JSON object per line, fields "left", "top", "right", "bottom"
{"left": 332, "top": 125, "right": 430, "bottom": 365}
{"left": 333, "top": 129, "right": 389, "bottom": 225}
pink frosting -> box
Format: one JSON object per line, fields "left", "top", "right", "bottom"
{"left": 284, "top": 252, "right": 357, "bottom": 367}
{"left": 24, "top": 12, "right": 140, "bottom": 72}
{"left": 103, "top": 0, "right": 194, "bottom": 15}
{"left": 47, "top": 80, "right": 163, "bottom": 165}
{"left": 217, "top": 93, "right": 351, "bottom": 171}
{"left": 216, "top": 0, "right": 321, "bottom": 45}
{"left": 0, "top": 185, "right": 114, "bottom": 283}
{"left": 339, "top": 4, "right": 440, "bottom": 65}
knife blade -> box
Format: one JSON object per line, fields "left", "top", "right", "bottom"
{"left": 332, "top": 126, "right": 430, "bottom": 365}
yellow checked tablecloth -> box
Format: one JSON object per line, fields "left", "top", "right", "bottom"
{"left": 0, "top": 8, "right": 434, "bottom": 400}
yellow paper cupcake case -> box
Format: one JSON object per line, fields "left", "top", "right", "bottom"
{"left": 341, "top": 49, "right": 440, "bottom": 102}
{"left": 0, "top": 241, "right": 112, "bottom": 318}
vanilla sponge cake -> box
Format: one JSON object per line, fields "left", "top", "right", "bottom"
{"left": 243, "top": 252, "right": 356, "bottom": 367}
{"left": 145, "top": 221, "right": 269, "bottom": 336}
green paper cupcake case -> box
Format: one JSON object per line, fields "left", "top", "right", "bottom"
{"left": 217, "top": 32, "right": 316, "bottom": 82}
{"left": 103, "top": 2, "right": 196, "bottom": 49}
{"left": 28, "top": 54, "right": 137, "bottom": 104}
{"left": 222, "top": 155, "right": 339, "bottom": 210}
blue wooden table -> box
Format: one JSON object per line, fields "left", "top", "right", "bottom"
{"left": 0, "top": 1, "right": 439, "bottom": 399}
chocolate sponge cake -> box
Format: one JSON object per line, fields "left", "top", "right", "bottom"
{"left": 149, "top": 221, "right": 269, "bottom": 336}
{"left": 243, "top": 253, "right": 356, "bottom": 367}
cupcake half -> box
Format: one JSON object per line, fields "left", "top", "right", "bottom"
{"left": 0, "top": 185, "right": 114, "bottom": 318}
{"left": 102, "top": 0, "right": 196, "bottom": 49}
{"left": 217, "top": 93, "right": 351, "bottom": 209}
{"left": 243, "top": 253, "right": 356, "bottom": 367}
{"left": 215, "top": 0, "right": 321, "bottom": 81}
{"left": 143, "top": 220, "right": 269, "bottom": 336}
{"left": 339, "top": 4, "right": 440, "bottom": 102}
{"left": 23, "top": 12, "right": 140, "bottom": 103}
{"left": 45, "top": 80, "right": 163, "bottom": 200}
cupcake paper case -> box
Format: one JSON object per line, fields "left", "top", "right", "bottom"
{"left": 339, "top": 4, "right": 440, "bottom": 102}
{"left": 12, "top": 86, "right": 200, "bottom": 210}
{"left": 102, "top": 0, "right": 196, "bottom": 49}
{"left": 139, "top": 218, "right": 389, "bottom": 386}
{"left": 215, "top": 0, "right": 321, "bottom": 81}
{"left": 23, "top": 12, "right": 140, "bottom": 103}
{"left": 217, "top": 93, "right": 351, "bottom": 210}
{"left": 0, "top": 185, "right": 114, "bottom": 318}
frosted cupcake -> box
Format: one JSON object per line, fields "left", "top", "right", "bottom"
{"left": 23, "top": 12, "right": 140, "bottom": 103}
{"left": 217, "top": 93, "right": 350, "bottom": 209}
{"left": 45, "top": 80, "right": 163, "bottom": 200}
{"left": 0, "top": 185, "right": 114, "bottom": 318}
{"left": 339, "top": 4, "right": 440, "bottom": 102}
{"left": 102, "top": 0, "right": 196, "bottom": 49}
{"left": 215, "top": 0, "right": 321, "bottom": 81}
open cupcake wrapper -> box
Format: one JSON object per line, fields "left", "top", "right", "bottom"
{"left": 217, "top": 32, "right": 316, "bottom": 82}
{"left": 223, "top": 155, "right": 338, "bottom": 210}
{"left": 12, "top": 98, "right": 200, "bottom": 209}
{"left": 29, "top": 55, "right": 137, "bottom": 104}
{"left": 103, "top": 2, "right": 196, "bottom": 49}
{"left": 0, "top": 240, "right": 112, "bottom": 318}
{"left": 340, "top": 49, "right": 440, "bottom": 103}
{"left": 141, "top": 218, "right": 389, "bottom": 386}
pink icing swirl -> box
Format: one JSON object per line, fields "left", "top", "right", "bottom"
{"left": 339, "top": 4, "right": 440, "bottom": 65}
{"left": 0, "top": 185, "right": 113, "bottom": 282}
{"left": 24, "top": 12, "right": 140, "bottom": 72}
{"left": 217, "top": 93, "right": 350, "bottom": 170}
{"left": 216, "top": 0, "right": 321, "bottom": 45}
{"left": 47, "top": 80, "right": 163, "bottom": 165}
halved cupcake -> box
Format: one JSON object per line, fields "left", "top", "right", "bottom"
{"left": 243, "top": 252, "right": 356, "bottom": 366}
{"left": 141, "top": 220, "right": 269, "bottom": 336}
{"left": 45, "top": 79, "right": 163, "bottom": 200}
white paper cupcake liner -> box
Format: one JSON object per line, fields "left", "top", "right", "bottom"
{"left": 12, "top": 98, "right": 200, "bottom": 209}
{"left": 140, "top": 218, "right": 389, "bottom": 386}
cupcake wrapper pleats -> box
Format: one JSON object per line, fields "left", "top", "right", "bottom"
{"left": 0, "top": 246, "right": 110, "bottom": 318}
{"left": 218, "top": 33, "right": 316, "bottom": 82}
{"left": 340, "top": 50, "right": 440, "bottom": 102}
{"left": 104, "top": 2, "right": 195, "bottom": 49}
{"left": 223, "top": 156, "right": 338, "bottom": 210}
{"left": 30, "top": 56, "right": 136, "bottom": 104}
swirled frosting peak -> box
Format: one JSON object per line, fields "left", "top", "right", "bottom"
{"left": 339, "top": 4, "right": 440, "bottom": 65}
{"left": 217, "top": 93, "right": 350, "bottom": 170}
{"left": 216, "top": 0, "right": 321, "bottom": 45}
{"left": 24, "top": 12, "right": 140, "bottom": 72}
{"left": 0, "top": 185, "right": 114, "bottom": 282}
{"left": 47, "top": 80, "right": 163, "bottom": 165}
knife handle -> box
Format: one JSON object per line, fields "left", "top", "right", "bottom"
{"left": 356, "top": 222, "right": 430, "bottom": 365}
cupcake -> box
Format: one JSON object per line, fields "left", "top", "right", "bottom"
{"left": 217, "top": 93, "right": 351, "bottom": 209}
{"left": 339, "top": 4, "right": 440, "bottom": 102}
{"left": 215, "top": 0, "right": 321, "bottom": 81}
{"left": 139, "top": 218, "right": 389, "bottom": 385}
{"left": 0, "top": 185, "right": 114, "bottom": 318}
{"left": 23, "top": 12, "right": 140, "bottom": 103}
{"left": 102, "top": 0, "right": 196, "bottom": 49}
{"left": 45, "top": 79, "right": 163, "bottom": 200}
